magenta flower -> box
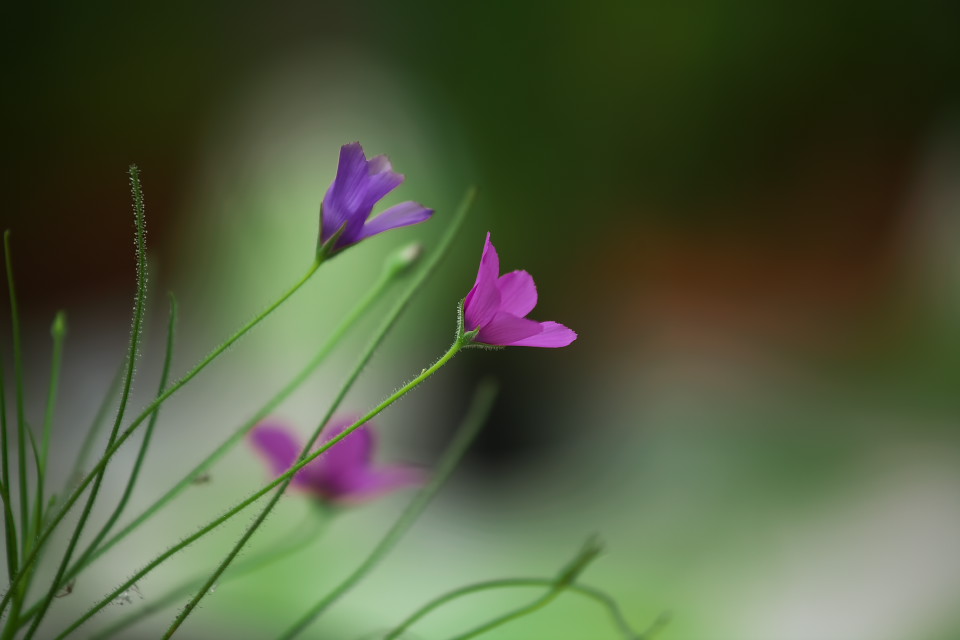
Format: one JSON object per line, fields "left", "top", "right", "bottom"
{"left": 318, "top": 142, "right": 433, "bottom": 254}
{"left": 249, "top": 417, "right": 424, "bottom": 504}
{"left": 463, "top": 233, "right": 577, "bottom": 348}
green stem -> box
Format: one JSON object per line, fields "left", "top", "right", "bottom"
{"left": 0, "top": 335, "right": 18, "bottom": 582}
{"left": 78, "top": 295, "right": 177, "bottom": 572}
{"left": 3, "top": 229, "right": 31, "bottom": 637}
{"left": 54, "top": 188, "right": 475, "bottom": 640}
{"left": 34, "top": 311, "right": 66, "bottom": 549}
{"left": 384, "top": 580, "right": 642, "bottom": 640}
{"left": 67, "top": 361, "right": 124, "bottom": 491}
{"left": 0, "top": 249, "right": 322, "bottom": 625}
{"left": 163, "top": 189, "right": 475, "bottom": 638}
{"left": 3, "top": 231, "right": 30, "bottom": 562}
{"left": 90, "top": 509, "right": 331, "bottom": 640}
{"left": 279, "top": 378, "right": 499, "bottom": 639}
{"left": 386, "top": 541, "right": 603, "bottom": 640}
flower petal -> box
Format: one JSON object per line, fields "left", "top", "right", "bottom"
{"left": 250, "top": 423, "right": 309, "bottom": 488}
{"left": 366, "top": 154, "right": 392, "bottom": 173}
{"left": 477, "top": 311, "right": 543, "bottom": 345}
{"left": 300, "top": 419, "right": 374, "bottom": 491}
{"left": 464, "top": 233, "right": 502, "bottom": 330}
{"left": 359, "top": 201, "right": 433, "bottom": 240}
{"left": 505, "top": 321, "right": 578, "bottom": 348}
{"left": 496, "top": 270, "right": 538, "bottom": 318}
{"left": 321, "top": 143, "right": 369, "bottom": 242}
{"left": 360, "top": 163, "right": 404, "bottom": 211}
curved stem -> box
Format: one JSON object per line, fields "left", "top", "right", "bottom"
{"left": 384, "top": 579, "right": 642, "bottom": 640}
{"left": 279, "top": 379, "right": 499, "bottom": 639}
{"left": 3, "top": 231, "right": 29, "bottom": 562}
{"left": 78, "top": 295, "right": 178, "bottom": 570}
{"left": 0, "top": 337, "right": 18, "bottom": 583}
{"left": 162, "top": 189, "right": 476, "bottom": 638}
{"left": 2, "top": 230, "right": 32, "bottom": 638}
{"left": 67, "top": 361, "right": 124, "bottom": 490}
{"left": 385, "top": 540, "right": 603, "bottom": 640}
{"left": 35, "top": 311, "right": 66, "bottom": 549}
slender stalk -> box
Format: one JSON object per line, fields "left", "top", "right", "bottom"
{"left": 0, "top": 237, "right": 322, "bottom": 623}
{"left": 3, "top": 231, "right": 30, "bottom": 562}
{"left": 279, "top": 378, "right": 499, "bottom": 639}
{"left": 0, "top": 339, "right": 18, "bottom": 582}
{"left": 79, "top": 294, "right": 177, "bottom": 570}
{"left": 384, "top": 540, "right": 604, "bottom": 640}
{"left": 382, "top": 580, "right": 643, "bottom": 640}
{"left": 3, "top": 229, "right": 31, "bottom": 637}
{"left": 163, "top": 189, "right": 476, "bottom": 638}
{"left": 34, "top": 312, "right": 66, "bottom": 545}
{"left": 53, "top": 188, "right": 475, "bottom": 640}
{"left": 90, "top": 509, "right": 331, "bottom": 639}
{"left": 68, "top": 361, "right": 124, "bottom": 491}
{"left": 22, "top": 166, "right": 150, "bottom": 640}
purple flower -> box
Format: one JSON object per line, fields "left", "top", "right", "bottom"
{"left": 318, "top": 142, "right": 433, "bottom": 254}
{"left": 249, "top": 417, "right": 424, "bottom": 504}
{"left": 463, "top": 233, "right": 577, "bottom": 348}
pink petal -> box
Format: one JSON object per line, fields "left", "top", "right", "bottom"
{"left": 506, "top": 321, "right": 578, "bottom": 348}
{"left": 308, "top": 419, "right": 372, "bottom": 475}
{"left": 476, "top": 311, "right": 543, "bottom": 345}
{"left": 496, "top": 270, "right": 538, "bottom": 318}
{"left": 464, "top": 233, "right": 502, "bottom": 330}
{"left": 250, "top": 422, "right": 310, "bottom": 489}
{"left": 359, "top": 201, "right": 433, "bottom": 240}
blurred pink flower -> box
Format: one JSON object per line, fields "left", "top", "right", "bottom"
{"left": 464, "top": 233, "right": 577, "bottom": 348}
{"left": 250, "top": 417, "right": 424, "bottom": 504}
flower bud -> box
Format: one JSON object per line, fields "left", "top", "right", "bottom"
{"left": 383, "top": 242, "right": 424, "bottom": 278}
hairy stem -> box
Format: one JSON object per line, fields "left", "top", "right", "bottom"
{"left": 23, "top": 166, "right": 151, "bottom": 640}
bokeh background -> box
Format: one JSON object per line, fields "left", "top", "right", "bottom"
{"left": 3, "top": 2, "right": 960, "bottom": 639}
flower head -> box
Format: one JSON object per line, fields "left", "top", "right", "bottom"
{"left": 250, "top": 417, "right": 424, "bottom": 504}
{"left": 318, "top": 142, "right": 433, "bottom": 255}
{"left": 463, "top": 233, "right": 577, "bottom": 348}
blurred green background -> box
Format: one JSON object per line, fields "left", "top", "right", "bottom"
{"left": 2, "top": 2, "right": 960, "bottom": 639}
